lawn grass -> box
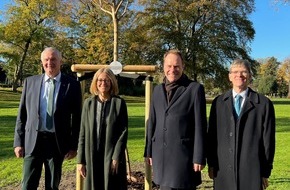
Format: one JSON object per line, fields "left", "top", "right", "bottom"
{"left": 0, "top": 89, "right": 289, "bottom": 189}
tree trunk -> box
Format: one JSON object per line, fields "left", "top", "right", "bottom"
{"left": 113, "top": 12, "right": 118, "bottom": 62}
{"left": 12, "top": 64, "right": 20, "bottom": 92}
{"left": 12, "top": 39, "right": 31, "bottom": 92}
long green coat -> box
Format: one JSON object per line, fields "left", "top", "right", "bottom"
{"left": 77, "top": 95, "right": 128, "bottom": 190}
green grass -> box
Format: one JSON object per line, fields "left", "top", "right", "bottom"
{"left": 126, "top": 102, "right": 146, "bottom": 162}
{"left": 0, "top": 89, "right": 290, "bottom": 189}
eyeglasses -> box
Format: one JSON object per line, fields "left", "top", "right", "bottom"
{"left": 97, "top": 79, "right": 110, "bottom": 83}
{"left": 230, "top": 71, "right": 249, "bottom": 75}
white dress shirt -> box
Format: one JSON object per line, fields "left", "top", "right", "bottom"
{"left": 39, "top": 73, "right": 61, "bottom": 132}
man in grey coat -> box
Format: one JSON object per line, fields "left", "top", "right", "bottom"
{"left": 14, "top": 47, "right": 82, "bottom": 190}
{"left": 207, "top": 59, "right": 276, "bottom": 190}
{"left": 144, "top": 49, "right": 207, "bottom": 190}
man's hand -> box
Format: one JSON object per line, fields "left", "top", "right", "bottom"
{"left": 193, "top": 163, "right": 205, "bottom": 172}
{"left": 262, "top": 177, "right": 269, "bottom": 189}
{"left": 14, "top": 147, "right": 24, "bottom": 158}
{"left": 77, "top": 164, "right": 86, "bottom": 178}
{"left": 111, "top": 160, "right": 119, "bottom": 175}
{"left": 208, "top": 167, "right": 214, "bottom": 179}
{"left": 144, "top": 157, "right": 152, "bottom": 166}
{"left": 64, "top": 150, "right": 77, "bottom": 160}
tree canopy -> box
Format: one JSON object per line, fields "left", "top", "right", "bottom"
{"left": 0, "top": 0, "right": 288, "bottom": 97}
{"left": 0, "top": 0, "right": 68, "bottom": 91}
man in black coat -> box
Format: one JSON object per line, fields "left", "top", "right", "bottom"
{"left": 207, "top": 59, "right": 276, "bottom": 190}
{"left": 14, "top": 47, "right": 82, "bottom": 190}
{"left": 144, "top": 49, "right": 207, "bottom": 190}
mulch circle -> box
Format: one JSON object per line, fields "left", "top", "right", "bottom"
{"left": 127, "top": 171, "right": 159, "bottom": 190}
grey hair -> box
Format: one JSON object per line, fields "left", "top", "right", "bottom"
{"left": 229, "top": 59, "right": 252, "bottom": 74}
{"left": 41, "top": 47, "right": 62, "bottom": 61}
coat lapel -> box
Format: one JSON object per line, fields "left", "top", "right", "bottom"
{"left": 160, "top": 84, "right": 169, "bottom": 108}
{"left": 36, "top": 75, "right": 45, "bottom": 115}
{"left": 170, "top": 86, "right": 186, "bottom": 104}
{"left": 34, "top": 75, "right": 44, "bottom": 130}
{"left": 240, "top": 88, "right": 259, "bottom": 117}
{"left": 91, "top": 97, "right": 97, "bottom": 136}
{"left": 165, "top": 85, "right": 187, "bottom": 111}
{"left": 222, "top": 90, "right": 235, "bottom": 117}
{"left": 55, "top": 75, "right": 68, "bottom": 110}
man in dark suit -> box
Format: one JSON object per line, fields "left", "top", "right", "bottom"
{"left": 14, "top": 47, "right": 82, "bottom": 190}
{"left": 207, "top": 59, "right": 276, "bottom": 190}
{"left": 144, "top": 49, "right": 207, "bottom": 190}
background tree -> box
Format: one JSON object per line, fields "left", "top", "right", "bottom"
{"left": 62, "top": 0, "right": 134, "bottom": 65}
{"left": 124, "top": 0, "right": 255, "bottom": 88}
{"left": 254, "top": 57, "right": 280, "bottom": 96}
{"left": 0, "top": 0, "right": 269, "bottom": 97}
{"left": 277, "top": 58, "right": 290, "bottom": 97}
{"left": 0, "top": 0, "right": 66, "bottom": 92}
{"left": 91, "top": 0, "right": 132, "bottom": 62}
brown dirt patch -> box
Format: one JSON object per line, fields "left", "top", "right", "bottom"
{"left": 5, "top": 162, "right": 213, "bottom": 190}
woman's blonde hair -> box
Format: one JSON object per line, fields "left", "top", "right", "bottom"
{"left": 90, "top": 67, "right": 119, "bottom": 96}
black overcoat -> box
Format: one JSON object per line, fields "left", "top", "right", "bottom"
{"left": 77, "top": 95, "right": 128, "bottom": 190}
{"left": 207, "top": 88, "right": 275, "bottom": 190}
{"left": 144, "top": 77, "right": 207, "bottom": 188}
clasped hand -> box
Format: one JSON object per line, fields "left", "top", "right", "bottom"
{"left": 77, "top": 160, "right": 119, "bottom": 179}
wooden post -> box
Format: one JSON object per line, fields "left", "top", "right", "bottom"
{"left": 71, "top": 64, "right": 158, "bottom": 73}
{"left": 76, "top": 72, "right": 85, "bottom": 190}
{"left": 144, "top": 76, "right": 153, "bottom": 190}
{"left": 76, "top": 167, "right": 83, "bottom": 190}
{"left": 77, "top": 72, "right": 86, "bottom": 103}
{"left": 71, "top": 64, "right": 157, "bottom": 190}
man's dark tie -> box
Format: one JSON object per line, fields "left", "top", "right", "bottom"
{"left": 46, "top": 78, "right": 55, "bottom": 130}
{"left": 234, "top": 94, "right": 242, "bottom": 116}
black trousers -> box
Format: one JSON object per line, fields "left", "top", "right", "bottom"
{"left": 160, "top": 186, "right": 196, "bottom": 190}
{"left": 21, "top": 132, "right": 64, "bottom": 190}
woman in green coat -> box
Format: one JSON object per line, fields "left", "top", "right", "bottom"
{"left": 77, "top": 68, "right": 128, "bottom": 190}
